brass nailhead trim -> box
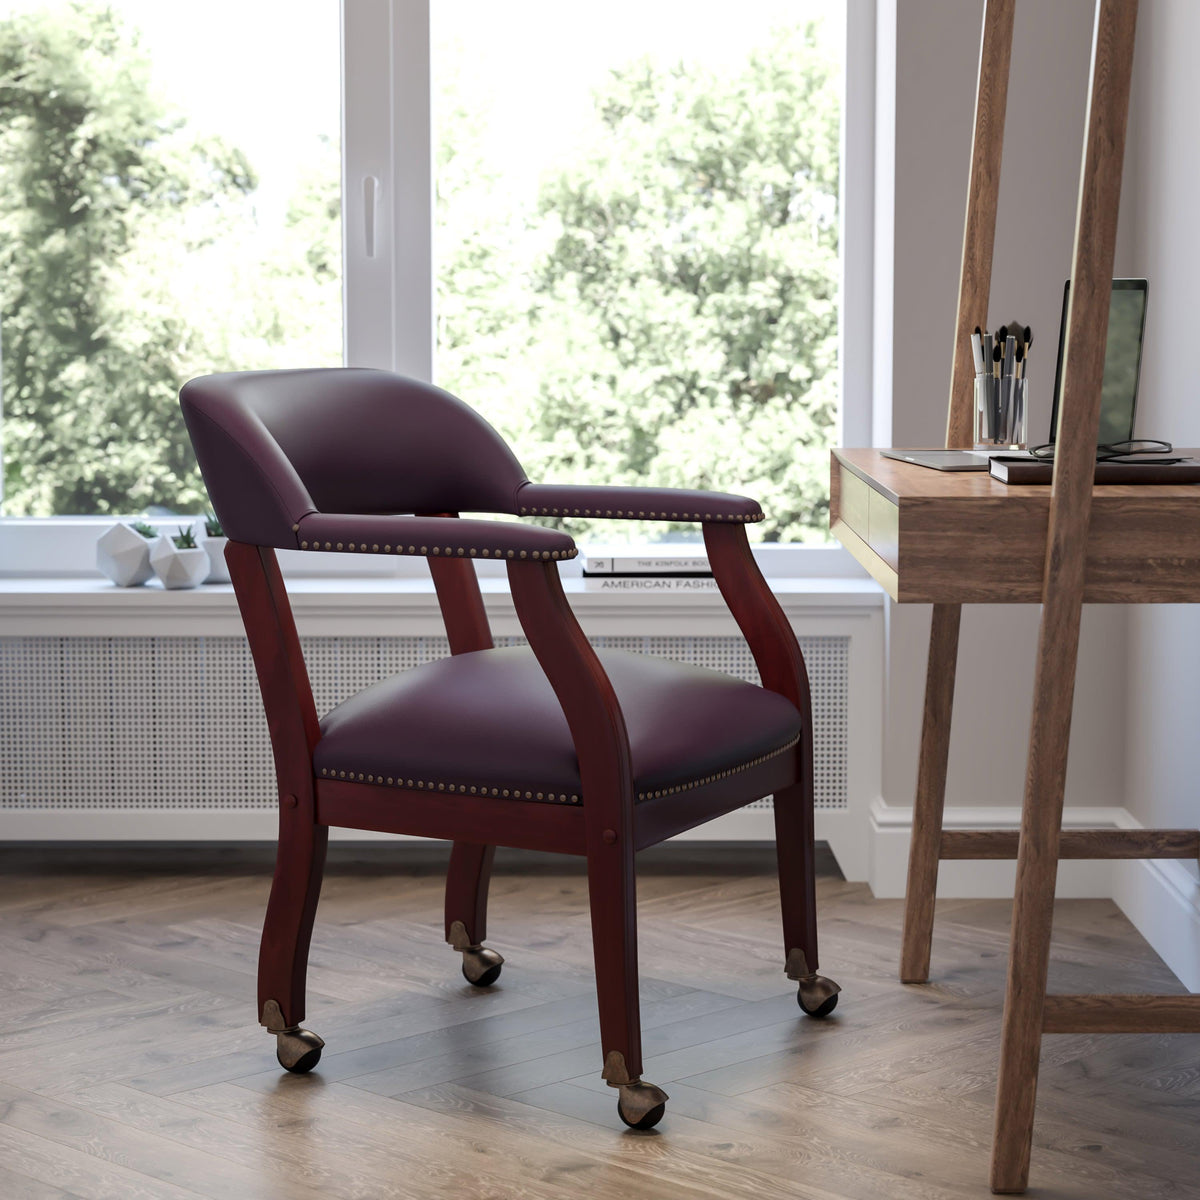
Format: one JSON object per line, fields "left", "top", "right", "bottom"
{"left": 635, "top": 733, "right": 801, "bottom": 801}
{"left": 315, "top": 736, "right": 797, "bottom": 807}
{"left": 516, "top": 505, "right": 763, "bottom": 523}
{"left": 297, "top": 530, "right": 578, "bottom": 560}
{"left": 318, "top": 766, "right": 581, "bottom": 805}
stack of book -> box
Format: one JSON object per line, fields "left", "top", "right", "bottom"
{"left": 581, "top": 548, "right": 716, "bottom": 591}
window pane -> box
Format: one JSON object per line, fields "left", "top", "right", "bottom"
{"left": 433, "top": 0, "right": 843, "bottom": 544}
{"left": 0, "top": 0, "right": 342, "bottom": 517}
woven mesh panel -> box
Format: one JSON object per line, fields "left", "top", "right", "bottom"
{"left": 0, "top": 634, "right": 848, "bottom": 811}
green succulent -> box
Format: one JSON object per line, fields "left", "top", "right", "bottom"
{"left": 171, "top": 526, "right": 198, "bottom": 550}
{"left": 204, "top": 513, "right": 224, "bottom": 538}
{"left": 129, "top": 520, "right": 157, "bottom": 539}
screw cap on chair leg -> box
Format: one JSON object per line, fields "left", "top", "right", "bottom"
{"left": 616, "top": 1080, "right": 669, "bottom": 1130}
{"left": 461, "top": 945, "right": 504, "bottom": 987}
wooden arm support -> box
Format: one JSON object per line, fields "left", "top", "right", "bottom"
{"left": 226, "top": 542, "right": 321, "bottom": 799}
{"left": 702, "top": 522, "right": 811, "bottom": 720}
{"left": 506, "top": 558, "right": 635, "bottom": 840}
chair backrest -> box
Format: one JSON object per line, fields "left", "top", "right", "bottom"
{"left": 180, "top": 368, "right": 529, "bottom": 546}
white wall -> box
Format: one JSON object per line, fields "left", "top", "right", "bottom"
{"left": 877, "top": 0, "right": 1129, "bottom": 834}
{"left": 1118, "top": 0, "right": 1200, "bottom": 988}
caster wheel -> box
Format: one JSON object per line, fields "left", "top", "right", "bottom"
{"left": 797, "top": 973, "right": 841, "bottom": 1019}
{"left": 617, "top": 1080, "right": 668, "bottom": 1131}
{"left": 798, "top": 991, "right": 839, "bottom": 1018}
{"left": 275, "top": 1027, "right": 324, "bottom": 1073}
{"left": 461, "top": 945, "right": 504, "bottom": 987}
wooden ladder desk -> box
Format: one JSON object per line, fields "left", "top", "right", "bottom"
{"left": 831, "top": 0, "right": 1200, "bottom": 1193}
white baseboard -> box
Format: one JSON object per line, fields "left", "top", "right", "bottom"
{"left": 1114, "top": 854, "right": 1200, "bottom": 993}
{"left": 870, "top": 797, "right": 1200, "bottom": 993}
{"left": 868, "top": 797, "right": 1125, "bottom": 899}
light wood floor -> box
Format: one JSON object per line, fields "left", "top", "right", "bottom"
{"left": 0, "top": 843, "right": 1197, "bottom": 1200}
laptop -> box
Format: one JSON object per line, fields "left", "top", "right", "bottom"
{"left": 881, "top": 278, "right": 1149, "bottom": 471}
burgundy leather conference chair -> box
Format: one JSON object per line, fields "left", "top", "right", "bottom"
{"left": 180, "top": 367, "right": 839, "bottom": 1130}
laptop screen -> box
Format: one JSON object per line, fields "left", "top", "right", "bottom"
{"left": 1050, "top": 278, "right": 1148, "bottom": 445}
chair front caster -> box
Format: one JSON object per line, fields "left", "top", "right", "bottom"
{"left": 796, "top": 974, "right": 841, "bottom": 1019}
{"left": 461, "top": 945, "right": 504, "bottom": 987}
{"left": 262, "top": 999, "right": 324, "bottom": 1073}
{"left": 276, "top": 1026, "right": 324, "bottom": 1073}
{"left": 617, "top": 1080, "right": 669, "bottom": 1130}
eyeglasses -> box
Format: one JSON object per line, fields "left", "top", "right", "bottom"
{"left": 1028, "top": 439, "right": 1182, "bottom": 464}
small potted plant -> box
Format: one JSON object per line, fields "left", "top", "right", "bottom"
{"left": 201, "top": 513, "right": 230, "bottom": 583}
{"left": 96, "top": 519, "right": 159, "bottom": 586}
{"left": 150, "top": 526, "right": 210, "bottom": 590}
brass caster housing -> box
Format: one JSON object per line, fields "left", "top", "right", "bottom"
{"left": 616, "top": 1080, "right": 669, "bottom": 1131}
{"left": 797, "top": 974, "right": 841, "bottom": 1018}
{"left": 461, "top": 945, "right": 504, "bottom": 988}
{"left": 261, "top": 999, "right": 324, "bottom": 1073}
{"left": 784, "top": 949, "right": 841, "bottom": 1019}
{"left": 276, "top": 1027, "right": 325, "bottom": 1073}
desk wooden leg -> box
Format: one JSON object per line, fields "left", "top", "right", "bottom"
{"left": 990, "top": 599, "right": 1081, "bottom": 1193}
{"left": 900, "top": 603, "right": 961, "bottom": 983}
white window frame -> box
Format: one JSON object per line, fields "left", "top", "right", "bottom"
{"left": 0, "top": 0, "right": 874, "bottom": 581}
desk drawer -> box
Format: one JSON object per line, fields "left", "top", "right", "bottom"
{"left": 835, "top": 462, "right": 899, "bottom": 571}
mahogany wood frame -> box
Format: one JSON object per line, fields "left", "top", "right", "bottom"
{"left": 888, "top": 1, "right": 1199, "bottom": 1192}
{"left": 226, "top": 518, "right": 824, "bottom": 1091}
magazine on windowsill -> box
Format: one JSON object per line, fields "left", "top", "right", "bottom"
{"left": 582, "top": 547, "right": 711, "bottom": 576}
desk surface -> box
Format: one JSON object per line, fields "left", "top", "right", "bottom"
{"left": 830, "top": 448, "right": 1200, "bottom": 604}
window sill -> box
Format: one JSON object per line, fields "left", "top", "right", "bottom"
{"left": 0, "top": 574, "right": 884, "bottom": 637}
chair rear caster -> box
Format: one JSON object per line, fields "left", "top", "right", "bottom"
{"left": 461, "top": 945, "right": 504, "bottom": 987}
{"left": 785, "top": 949, "right": 841, "bottom": 1019}
{"left": 617, "top": 1080, "right": 669, "bottom": 1130}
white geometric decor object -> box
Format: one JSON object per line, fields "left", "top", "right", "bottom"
{"left": 202, "top": 535, "right": 230, "bottom": 583}
{"left": 96, "top": 523, "right": 155, "bottom": 587}
{"left": 149, "top": 536, "right": 210, "bottom": 590}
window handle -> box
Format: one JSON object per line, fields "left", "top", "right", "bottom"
{"left": 363, "top": 175, "right": 380, "bottom": 258}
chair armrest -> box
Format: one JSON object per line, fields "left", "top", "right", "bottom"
{"left": 516, "top": 482, "right": 763, "bottom": 525}
{"left": 295, "top": 513, "right": 577, "bottom": 561}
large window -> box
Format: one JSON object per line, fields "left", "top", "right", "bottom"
{"left": 0, "top": 0, "right": 341, "bottom": 518}
{"left": 0, "top": 0, "right": 857, "bottom": 561}
{"left": 433, "top": 2, "right": 843, "bottom": 545}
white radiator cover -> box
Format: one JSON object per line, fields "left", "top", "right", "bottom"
{"left": 1, "top": 634, "right": 849, "bottom": 814}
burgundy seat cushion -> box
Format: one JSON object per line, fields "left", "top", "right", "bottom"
{"left": 313, "top": 648, "right": 801, "bottom": 805}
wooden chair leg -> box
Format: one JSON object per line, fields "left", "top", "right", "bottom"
{"left": 444, "top": 842, "right": 504, "bottom": 987}
{"left": 588, "top": 837, "right": 642, "bottom": 1082}
{"left": 444, "top": 841, "right": 496, "bottom": 946}
{"left": 900, "top": 602, "right": 962, "bottom": 983}
{"left": 587, "top": 835, "right": 667, "bottom": 1128}
{"left": 258, "top": 803, "right": 328, "bottom": 1073}
{"left": 774, "top": 774, "right": 840, "bottom": 1017}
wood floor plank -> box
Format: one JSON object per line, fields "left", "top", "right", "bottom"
{"left": 0, "top": 845, "right": 1196, "bottom": 1198}
{"left": 0, "top": 1107, "right": 205, "bottom": 1200}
